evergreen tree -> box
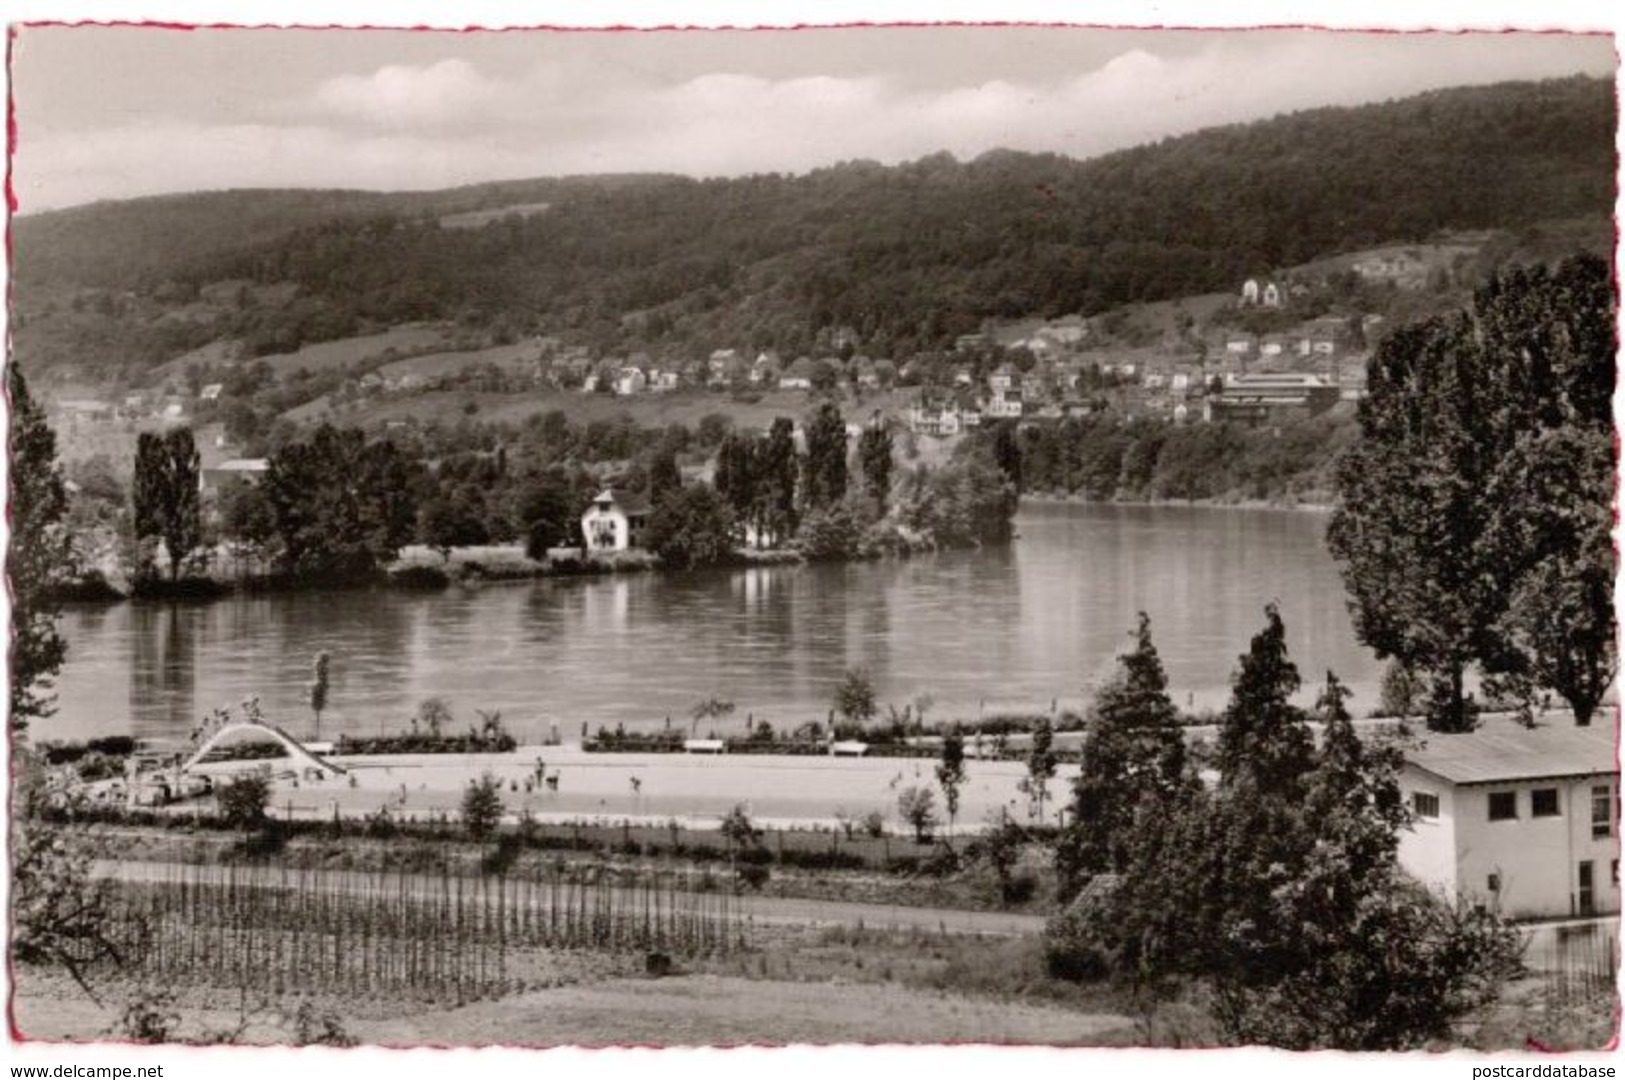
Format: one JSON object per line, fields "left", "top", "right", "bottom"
{"left": 1056, "top": 613, "right": 1189, "bottom": 897}
{"left": 1052, "top": 657, "right": 1522, "bottom": 1049}
{"left": 6, "top": 365, "right": 71, "bottom": 731}
{"left": 1216, "top": 604, "right": 1315, "bottom": 799}
{"left": 132, "top": 427, "right": 202, "bottom": 580}
{"left": 802, "top": 402, "right": 848, "bottom": 512}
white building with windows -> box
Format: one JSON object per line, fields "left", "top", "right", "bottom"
{"left": 1397, "top": 721, "right": 1618, "bottom": 920}
{"left": 580, "top": 489, "right": 650, "bottom": 553}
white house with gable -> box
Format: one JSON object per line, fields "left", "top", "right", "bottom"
{"left": 580, "top": 489, "right": 651, "bottom": 553}
{"left": 1397, "top": 721, "right": 1619, "bottom": 920}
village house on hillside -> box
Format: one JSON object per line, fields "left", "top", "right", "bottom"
{"left": 1397, "top": 722, "right": 1619, "bottom": 921}
{"left": 777, "top": 357, "right": 819, "bottom": 391}
{"left": 581, "top": 489, "right": 650, "bottom": 553}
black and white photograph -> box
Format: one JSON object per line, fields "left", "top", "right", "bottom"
{"left": 3, "top": 6, "right": 1620, "bottom": 1059}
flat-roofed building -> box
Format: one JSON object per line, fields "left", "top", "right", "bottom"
{"left": 1205, "top": 372, "right": 1339, "bottom": 426}
{"left": 1398, "top": 720, "right": 1619, "bottom": 920}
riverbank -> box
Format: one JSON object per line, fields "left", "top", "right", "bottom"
{"left": 51, "top": 530, "right": 954, "bottom": 605}
{"left": 1018, "top": 491, "right": 1333, "bottom": 512}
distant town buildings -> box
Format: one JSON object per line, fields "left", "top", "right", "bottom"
{"left": 1204, "top": 373, "right": 1340, "bottom": 426}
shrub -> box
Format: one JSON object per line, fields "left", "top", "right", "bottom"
{"left": 236, "top": 820, "right": 287, "bottom": 859}
{"left": 1043, "top": 882, "right": 1120, "bottom": 983}
{"left": 217, "top": 773, "right": 271, "bottom": 830}
{"left": 481, "top": 831, "right": 524, "bottom": 875}
{"left": 363, "top": 806, "right": 398, "bottom": 839}
{"left": 736, "top": 862, "right": 771, "bottom": 891}
{"left": 897, "top": 785, "right": 938, "bottom": 843}
{"left": 461, "top": 772, "right": 504, "bottom": 840}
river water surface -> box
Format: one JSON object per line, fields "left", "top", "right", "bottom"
{"left": 51, "top": 502, "right": 1381, "bottom": 745}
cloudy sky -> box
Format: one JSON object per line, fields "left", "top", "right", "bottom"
{"left": 9, "top": 25, "right": 1616, "bottom": 212}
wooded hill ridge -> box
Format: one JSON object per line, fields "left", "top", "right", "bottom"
{"left": 12, "top": 76, "right": 1613, "bottom": 384}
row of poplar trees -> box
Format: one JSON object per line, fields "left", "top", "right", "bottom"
{"left": 1328, "top": 253, "right": 1615, "bottom": 730}
{"left": 712, "top": 403, "right": 894, "bottom": 548}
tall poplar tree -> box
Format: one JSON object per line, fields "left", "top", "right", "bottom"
{"left": 754, "top": 418, "right": 799, "bottom": 546}
{"left": 132, "top": 427, "right": 202, "bottom": 581}
{"left": 857, "top": 422, "right": 894, "bottom": 515}
{"left": 1330, "top": 254, "right": 1615, "bottom": 730}
{"left": 801, "top": 402, "right": 848, "bottom": 512}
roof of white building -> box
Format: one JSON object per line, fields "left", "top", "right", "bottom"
{"left": 1405, "top": 720, "right": 1618, "bottom": 785}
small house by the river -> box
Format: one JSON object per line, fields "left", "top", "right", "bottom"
{"left": 581, "top": 489, "right": 650, "bottom": 553}
{"left": 1397, "top": 720, "right": 1619, "bottom": 920}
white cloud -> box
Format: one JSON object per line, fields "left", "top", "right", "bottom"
{"left": 13, "top": 32, "right": 1615, "bottom": 210}
{"left": 310, "top": 58, "right": 501, "bottom": 129}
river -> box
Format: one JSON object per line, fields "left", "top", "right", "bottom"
{"left": 49, "top": 502, "right": 1382, "bottom": 745}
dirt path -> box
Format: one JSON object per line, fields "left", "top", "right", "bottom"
{"left": 93, "top": 859, "right": 1048, "bottom": 937}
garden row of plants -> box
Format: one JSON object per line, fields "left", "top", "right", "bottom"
{"left": 92, "top": 859, "right": 749, "bottom": 1006}
{"left": 332, "top": 730, "right": 519, "bottom": 755}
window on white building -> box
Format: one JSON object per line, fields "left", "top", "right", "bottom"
{"left": 1487, "top": 873, "right": 1500, "bottom": 893}
{"left": 1488, "top": 791, "right": 1518, "bottom": 821}
{"left": 1411, "top": 792, "right": 1440, "bottom": 819}
{"left": 1593, "top": 786, "right": 1613, "bottom": 839}
{"left": 1532, "top": 788, "right": 1560, "bottom": 818}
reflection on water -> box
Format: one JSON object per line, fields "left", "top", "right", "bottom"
{"left": 51, "top": 503, "right": 1379, "bottom": 744}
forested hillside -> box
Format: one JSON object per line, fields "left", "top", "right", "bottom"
{"left": 12, "top": 76, "right": 1613, "bottom": 384}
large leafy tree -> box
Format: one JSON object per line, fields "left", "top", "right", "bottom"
{"left": 1481, "top": 427, "right": 1616, "bottom": 724}
{"left": 132, "top": 427, "right": 202, "bottom": 581}
{"left": 262, "top": 423, "right": 418, "bottom": 576}
{"left": 7, "top": 365, "right": 72, "bottom": 731}
{"left": 517, "top": 465, "right": 589, "bottom": 559}
{"left": 1056, "top": 613, "right": 1188, "bottom": 898}
{"left": 1327, "top": 317, "right": 1499, "bottom": 732}
{"left": 1329, "top": 254, "right": 1615, "bottom": 730}
{"left": 644, "top": 482, "right": 736, "bottom": 570}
